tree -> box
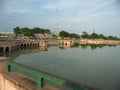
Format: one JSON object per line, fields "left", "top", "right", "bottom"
{"left": 23, "top": 32, "right": 31, "bottom": 36}
{"left": 44, "top": 29, "right": 51, "bottom": 34}
{"left": 21, "top": 27, "right": 32, "bottom": 36}
{"left": 82, "top": 31, "right": 88, "bottom": 35}
{"left": 59, "top": 31, "right": 69, "bottom": 37}
{"left": 14, "top": 27, "right": 21, "bottom": 34}
{"left": 52, "top": 34, "right": 57, "bottom": 37}
{"left": 81, "top": 31, "right": 88, "bottom": 39}
{"left": 108, "top": 36, "right": 114, "bottom": 40}
{"left": 91, "top": 33, "right": 98, "bottom": 39}
{"left": 21, "top": 27, "right": 29, "bottom": 32}
{"left": 98, "top": 34, "right": 105, "bottom": 39}
{"left": 69, "top": 33, "right": 80, "bottom": 39}
{"left": 32, "top": 27, "right": 43, "bottom": 34}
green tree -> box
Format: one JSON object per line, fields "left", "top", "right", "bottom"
{"left": 44, "top": 29, "right": 51, "bottom": 34}
{"left": 14, "top": 27, "right": 21, "bottom": 34}
{"left": 108, "top": 36, "right": 114, "bottom": 40}
{"left": 69, "top": 33, "right": 80, "bottom": 39}
{"left": 81, "top": 31, "right": 88, "bottom": 39}
{"left": 59, "top": 31, "right": 69, "bottom": 37}
{"left": 91, "top": 33, "right": 98, "bottom": 39}
{"left": 82, "top": 31, "right": 88, "bottom": 35}
{"left": 98, "top": 34, "right": 105, "bottom": 39}
{"left": 23, "top": 32, "right": 31, "bottom": 36}
{"left": 21, "top": 27, "right": 32, "bottom": 36}
{"left": 32, "top": 27, "right": 43, "bottom": 34}
{"left": 52, "top": 34, "right": 57, "bottom": 37}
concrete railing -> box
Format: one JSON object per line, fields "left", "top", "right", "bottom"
{"left": 6, "top": 61, "right": 97, "bottom": 90}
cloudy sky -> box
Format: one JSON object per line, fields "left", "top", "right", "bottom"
{"left": 0, "top": 0, "right": 120, "bottom": 36}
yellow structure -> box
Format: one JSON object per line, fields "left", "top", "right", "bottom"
{"left": 39, "top": 41, "right": 47, "bottom": 47}
{"left": 59, "top": 40, "right": 74, "bottom": 48}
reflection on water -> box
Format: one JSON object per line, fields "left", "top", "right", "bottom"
{"left": 59, "top": 43, "right": 117, "bottom": 50}
{"left": 80, "top": 44, "right": 116, "bottom": 50}
{"left": 0, "top": 46, "right": 48, "bottom": 60}
{"left": 0, "top": 44, "right": 117, "bottom": 58}
{"left": 0, "top": 44, "right": 118, "bottom": 66}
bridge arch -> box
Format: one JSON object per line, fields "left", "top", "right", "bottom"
{"left": 30, "top": 43, "right": 33, "bottom": 47}
{"left": 21, "top": 44, "right": 24, "bottom": 47}
{"left": 27, "top": 43, "right": 29, "bottom": 47}
{"left": 0, "top": 47, "right": 4, "bottom": 52}
{"left": 32, "top": 43, "right": 34, "bottom": 47}
{"left": 34, "top": 43, "right": 37, "bottom": 47}
{"left": 5, "top": 47, "right": 9, "bottom": 52}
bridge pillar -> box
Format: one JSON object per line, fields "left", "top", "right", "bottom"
{"left": 36, "top": 76, "right": 44, "bottom": 88}
{"left": 9, "top": 47, "right": 11, "bottom": 52}
{"left": 3, "top": 47, "right": 6, "bottom": 52}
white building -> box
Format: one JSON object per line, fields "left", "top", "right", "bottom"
{"left": 0, "top": 32, "right": 15, "bottom": 37}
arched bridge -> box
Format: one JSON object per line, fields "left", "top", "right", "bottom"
{"left": 0, "top": 40, "right": 47, "bottom": 52}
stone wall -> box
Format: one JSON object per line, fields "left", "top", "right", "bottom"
{"left": 0, "top": 72, "right": 34, "bottom": 90}
{"left": 80, "top": 39, "right": 120, "bottom": 45}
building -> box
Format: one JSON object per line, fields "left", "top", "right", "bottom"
{"left": 0, "top": 32, "right": 15, "bottom": 37}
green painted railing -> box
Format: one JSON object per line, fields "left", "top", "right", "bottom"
{"left": 6, "top": 61, "right": 90, "bottom": 90}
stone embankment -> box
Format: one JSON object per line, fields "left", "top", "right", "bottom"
{"left": 80, "top": 39, "right": 120, "bottom": 45}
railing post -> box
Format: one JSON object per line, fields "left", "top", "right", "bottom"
{"left": 36, "top": 76, "right": 44, "bottom": 88}
{"left": 6, "top": 64, "right": 11, "bottom": 72}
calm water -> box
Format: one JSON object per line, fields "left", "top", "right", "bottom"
{"left": 10, "top": 45, "right": 120, "bottom": 90}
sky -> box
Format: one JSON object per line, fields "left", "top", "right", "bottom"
{"left": 0, "top": 0, "right": 120, "bottom": 36}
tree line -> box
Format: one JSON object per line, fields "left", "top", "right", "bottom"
{"left": 59, "top": 31, "right": 120, "bottom": 40}
{"left": 13, "top": 27, "right": 120, "bottom": 40}
{"left": 14, "top": 27, "right": 51, "bottom": 36}
{"left": 81, "top": 31, "right": 120, "bottom": 40}
{"left": 59, "top": 31, "right": 80, "bottom": 39}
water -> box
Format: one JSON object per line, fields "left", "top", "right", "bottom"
{"left": 9, "top": 45, "right": 120, "bottom": 90}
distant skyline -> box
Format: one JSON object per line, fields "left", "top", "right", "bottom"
{"left": 0, "top": 0, "right": 120, "bottom": 36}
